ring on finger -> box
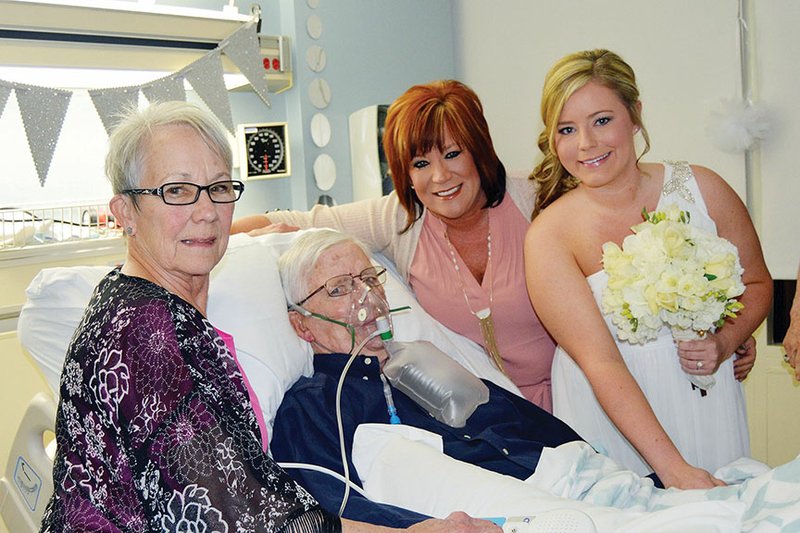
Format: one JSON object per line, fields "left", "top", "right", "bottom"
{"left": 786, "top": 353, "right": 791, "bottom": 363}
{"left": 696, "top": 361, "right": 704, "bottom": 369}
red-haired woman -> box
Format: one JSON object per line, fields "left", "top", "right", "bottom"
{"left": 233, "top": 80, "right": 555, "bottom": 411}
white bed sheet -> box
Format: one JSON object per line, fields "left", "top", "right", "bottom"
{"left": 352, "top": 424, "right": 800, "bottom": 532}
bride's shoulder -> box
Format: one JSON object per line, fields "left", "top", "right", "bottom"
{"left": 640, "top": 161, "right": 665, "bottom": 177}
{"left": 529, "top": 193, "right": 583, "bottom": 237}
{"left": 685, "top": 163, "right": 734, "bottom": 196}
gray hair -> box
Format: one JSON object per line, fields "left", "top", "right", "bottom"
{"left": 105, "top": 101, "right": 232, "bottom": 194}
{"left": 278, "top": 229, "right": 372, "bottom": 305}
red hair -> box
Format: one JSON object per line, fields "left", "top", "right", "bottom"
{"left": 383, "top": 80, "right": 506, "bottom": 232}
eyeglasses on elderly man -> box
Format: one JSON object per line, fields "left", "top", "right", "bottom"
{"left": 296, "top": 266, "right": 387, "bottom": 306}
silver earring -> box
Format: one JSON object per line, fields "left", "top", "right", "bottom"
{"left": 125, "top": 226, "right": 134, "bottom": 235}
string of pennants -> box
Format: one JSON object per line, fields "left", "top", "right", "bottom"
{"left": 0, "top": 19, "right": 270, "bottom": 187}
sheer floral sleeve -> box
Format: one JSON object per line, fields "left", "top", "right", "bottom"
{"left": 40, "top": 269, "right": 341, "bottom": 533}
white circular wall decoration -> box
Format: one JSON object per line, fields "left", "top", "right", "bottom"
{"left": 306, "top": 45, "right": 327, "bottom": 72}
{"left": 308, "top": 78, "right": 331, "bottom": 109}
{"left": 310, "top": 113, "right": 331, "bottom": 147}
{"left": 313, "top": 153, "right": 336, "bottom": 191}
{"left": 306, "top": 14, "right": 323, "bottom": 39}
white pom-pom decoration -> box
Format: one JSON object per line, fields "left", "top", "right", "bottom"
{"left": 706, "top": 99, "right": 772, "bottom": 153}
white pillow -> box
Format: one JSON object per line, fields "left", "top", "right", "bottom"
{"left": 207, "top": 231, "right": 314, "bottom": 435}
{"left": 17, "top": 231, "right": 313, "bottom": 437}
{"left": 18, "top": 264, "right": 113, "bottom": 393}
{"left": 17, "top": 230, "right": 520, "bottom": 442}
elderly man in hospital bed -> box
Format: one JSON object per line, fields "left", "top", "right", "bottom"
{"left": 12, "top": 228, "right": 800, "bottom": 532}
{"left": 270, "top": 228, "right": 587, "bottom": 529}
{"left": 269, "top": 229, "right": 800, "bottom": 533}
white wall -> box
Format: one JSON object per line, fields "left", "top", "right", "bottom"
{"left": 752, "top": 0, "right": 800, "bottom": 279}
{"left": 453, "top": 0, "right": 745, "bottom": 197}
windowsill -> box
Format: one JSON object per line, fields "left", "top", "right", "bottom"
{"left": 0, "top": 237, "right": 125, "bottom": 269}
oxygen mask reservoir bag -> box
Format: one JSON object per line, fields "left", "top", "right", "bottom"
{"left": 382, "top": 339, "right": 489, "bottom": 428}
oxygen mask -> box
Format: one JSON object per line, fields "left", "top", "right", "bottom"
{"left": 345, "top": 284, "right": 392, "bottom": 352}
{"left": 292, "top": 266, "right": 397, "bottom": 355}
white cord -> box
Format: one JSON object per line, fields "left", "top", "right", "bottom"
{"left": 335, "top": 327, "right": 385, "bottom": 517}
{"left": 278, "top": 462, "right": 370, "bottom": 498}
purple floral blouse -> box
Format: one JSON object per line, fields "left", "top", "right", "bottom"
{"left": 40, "top": 269, "right": 341, "bottom": 533}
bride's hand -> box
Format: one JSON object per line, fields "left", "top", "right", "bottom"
{"left": 676, "top": 333, "right": 724, "bottom": 375}
{"left": 660, "top": 462, "right": 726, "bottom": 490}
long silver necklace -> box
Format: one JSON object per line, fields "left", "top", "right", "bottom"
{"left": 440, "top": 214, "right": 506, "bottom": 375}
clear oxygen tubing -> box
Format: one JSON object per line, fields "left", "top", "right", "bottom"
{"left": 334, "top": 323, "right": 390, "bottom": 516}
{"left": 276, "top": 462, "right": 370, "bottom": 498}
{"left": 376, "top": 315, "right": 401, "bottom": 426}
{"left": 380, "top": 373, "right": 402, "bottom": 425}
{"left": 287, "top": 303, "right": 410, "bottom": 516}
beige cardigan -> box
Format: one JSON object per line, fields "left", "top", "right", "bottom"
{"left": 269, "top": 172, "right": 536, "bottom": 281}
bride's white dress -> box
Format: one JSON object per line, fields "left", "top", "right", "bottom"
{"left": 551, "top": 161, "right": 750, "bottom": 476}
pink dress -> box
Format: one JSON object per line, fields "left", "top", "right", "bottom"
{"left": 409, "top": 194, "right": 556, "bottom": 411}
{"left": 216, "top": 327, "right": 270, "bottom": 451}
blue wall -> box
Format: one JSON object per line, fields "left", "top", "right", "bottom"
{"left": 159, "top": 0, "right": 456, "bottom": 214}
{"left": 285, "top": 0, "right": 456, "bottom": 210}
{"left": 193, "top": 0, "right": 456, "bottom": 215}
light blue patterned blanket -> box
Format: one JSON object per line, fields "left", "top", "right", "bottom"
{"left": 528, "top": 441, "right": 800, "bottom": 532}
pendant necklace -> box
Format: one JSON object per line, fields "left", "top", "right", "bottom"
{"left": 439, "top": 214, "right": 506, "bottom": 375}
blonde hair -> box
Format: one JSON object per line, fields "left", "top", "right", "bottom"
{"left": 530, "top": 49, "right": 650, "bottom": 219}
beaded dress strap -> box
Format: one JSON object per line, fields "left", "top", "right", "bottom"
{"left": 662, "top": 160, "right": 695, "bottom": 203}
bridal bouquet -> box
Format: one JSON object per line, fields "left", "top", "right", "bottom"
{"left": 601, "top": 204, "right": 745, "bottom": 362}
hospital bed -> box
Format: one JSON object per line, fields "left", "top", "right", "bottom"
{"left": 4, "top": 231, "right": 800, "bottom": 532}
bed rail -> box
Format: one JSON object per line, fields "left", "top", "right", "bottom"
{"left": 0, "top": 203, "right": 122, "bottom": 251}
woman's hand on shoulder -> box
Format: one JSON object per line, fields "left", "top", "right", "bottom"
{"left": 247, "top": 222, "right": 300, "bottom": 236}
{"left": 733, "top": 336, "right": 757, "bottom": 381}
{"left": 230, "top": 214, "right": 300, "bottom": 236}
{"left": 231, "top": 214, "right": 272, "bottom": 234}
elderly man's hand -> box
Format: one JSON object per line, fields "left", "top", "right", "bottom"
{"left": 407, "top": 512, "right": 502, "bottom": 532}
{"left": 342, "top": 513, "right": 502, "bottom": 532}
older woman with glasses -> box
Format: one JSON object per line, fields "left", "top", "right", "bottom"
{"left": 40, "top": 101, "right": 498, "bottom": 533}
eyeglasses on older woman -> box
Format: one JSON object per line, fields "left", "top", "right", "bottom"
{"left": 122, "top": 180, "right": 245, "bottom": 205}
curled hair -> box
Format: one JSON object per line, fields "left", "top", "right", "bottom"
{"left": 278, "top": 229, "right": 372, "bottom": 305}
{"left": 530, "top": 49, "right": 651, "bottom": 219}
{"left": 382, "top": 80, "right": 506, "bottom": 233}
{"left": 105, "top": 101, "right": 232, "bottom": 199}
